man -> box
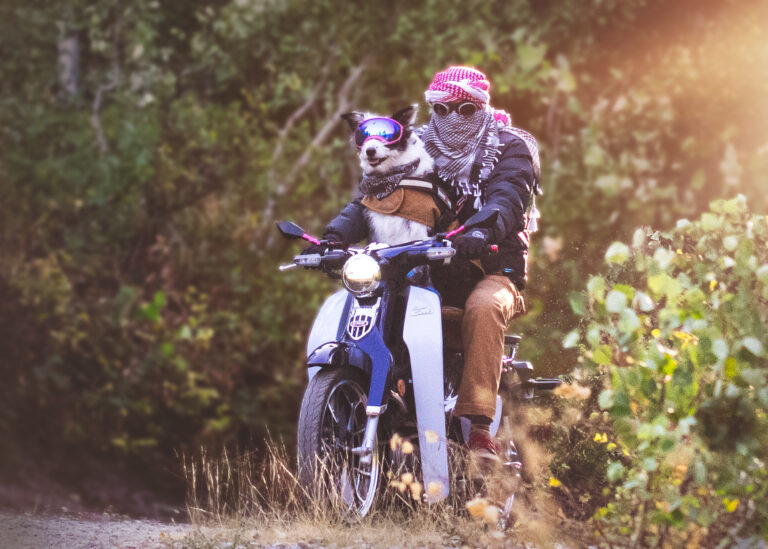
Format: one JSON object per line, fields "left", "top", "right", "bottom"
{"left": 420, "top": 66, "right": 540, "bottom": 459}
{"left": 312, "top": 66, "right": 540, "bottom": 459}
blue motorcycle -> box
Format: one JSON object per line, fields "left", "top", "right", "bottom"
{"left": 277, "top": 209, "right": 560, "bottom": 518}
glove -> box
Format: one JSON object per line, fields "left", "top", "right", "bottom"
{"left": 453, "top": 229, "right": 490, "bottom": 260}
{"left": 301, "top": 243, "right": 324, "bottom": 255}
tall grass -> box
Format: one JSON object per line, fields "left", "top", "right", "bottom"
{"left": 179, "top": 419, "right": 588, "bottom": 548}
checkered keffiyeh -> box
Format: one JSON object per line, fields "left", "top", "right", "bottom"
{"left": 422, "top": 66, "right": 541, "bottom": 209}
{"left": 424, "top": 66, "right": 491, "bottom": 104}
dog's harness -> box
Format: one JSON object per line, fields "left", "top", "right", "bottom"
{"left": 396, "top": 176, "right": 455, "bottom": 232}
{"left": 397, "top": 177, "right": 452, "bottom": 210}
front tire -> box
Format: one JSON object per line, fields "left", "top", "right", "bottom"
{"left": 297, "top": 366, "right": 380, "bottom": 517}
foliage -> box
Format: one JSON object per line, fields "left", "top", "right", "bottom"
{"left": 0, "top": 0, "right": 767, "bottom": 520}
{"left": 563, "top": 196, "right": 768, "bottom": 546}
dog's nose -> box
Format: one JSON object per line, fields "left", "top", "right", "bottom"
{"left": 365, "top": 147, "right": 377, "bottom": 158}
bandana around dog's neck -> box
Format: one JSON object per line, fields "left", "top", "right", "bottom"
{"left": 421, "top": 109, "right": 499, "bottom": 208}
{"left": 360, "top": 159, "right": 421, "bottom": 200}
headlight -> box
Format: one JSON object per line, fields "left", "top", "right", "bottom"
{"left": 342, "top": 254, "right": 381, "bottom": 295}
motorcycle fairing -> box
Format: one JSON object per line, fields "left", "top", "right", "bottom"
{"left": 306, "top": 289, "right": 353, "bottom": 381}
{"left": 352, "top": 313, "right": 394, "bottom": 409}
{"left": 402, "top": 286, "right": 450, "bottom": 502}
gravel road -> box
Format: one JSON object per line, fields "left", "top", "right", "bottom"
{"left": 0, "top": 511, "right": 195, "bottom": 549}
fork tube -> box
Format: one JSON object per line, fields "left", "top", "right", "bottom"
{"left": 358, "top": 415, "right": 380, "bottom": 466}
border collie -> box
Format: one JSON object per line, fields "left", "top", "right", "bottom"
{"left": 341, "top": 105, "right": 449, "bottom": 246}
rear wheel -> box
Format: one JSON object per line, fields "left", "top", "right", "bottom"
{"left": 297, "top": 367, "right": 380, "bottom": 517}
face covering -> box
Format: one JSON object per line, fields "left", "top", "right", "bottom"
{"left": 422, "top": 108, "right": 498, "bottom": 207}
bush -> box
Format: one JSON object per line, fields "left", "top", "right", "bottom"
{"left": 564, "top": 195, "right": 768, "bottom": 546}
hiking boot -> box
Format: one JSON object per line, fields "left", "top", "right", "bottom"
{"left": 467, "top": 430, "right": 502, "bottom": 464}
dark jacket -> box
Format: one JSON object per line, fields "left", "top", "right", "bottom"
{"left": 324, "top": 131, "right": 536, "bottom": 291}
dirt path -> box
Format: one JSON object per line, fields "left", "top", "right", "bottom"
{"left": 0, "top": 511, "right": 195, "bottom": 549}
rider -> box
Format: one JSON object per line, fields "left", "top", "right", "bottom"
{"left": 311, "top": 66, "right": 540, "bottom": 460}
{"left": 421, "top": 66, "right": 540, "bottom": 459}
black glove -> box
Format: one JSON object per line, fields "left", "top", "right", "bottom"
{"left": 301, "top": 243, "right": 324, "bottom": 255}
{"left": 453, "top": 229, "right": 490, "bottom": 260}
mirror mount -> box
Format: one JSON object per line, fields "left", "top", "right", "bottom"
{"left": 275, "top": 221, "right": 321, "bottom": 244}
{"left": 465, "top": 208, "right": 499, "bottom": 231}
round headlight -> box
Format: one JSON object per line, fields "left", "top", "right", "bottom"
{"left": 342, "top": 254, "right": 381, "bottom": 295}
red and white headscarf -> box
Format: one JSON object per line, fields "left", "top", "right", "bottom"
{"left": 421, "top": 65, "right": 539, "bottom": 209}
{"left": 424, "top": 66, "right": 511, "bottom": 125}
{"left": 425, "top": 65, "right": 491, "bottom": 104}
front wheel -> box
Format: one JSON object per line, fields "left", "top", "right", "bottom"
{"left": 297, "top": 366, "right": 380, "bottom": 517}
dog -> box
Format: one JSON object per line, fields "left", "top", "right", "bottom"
{"left": 341, "top": 105, "right": 452, "bottom": 246}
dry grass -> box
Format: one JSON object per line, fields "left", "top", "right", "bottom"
{"left": 175, "top": 419, "right": 591, "bottom": 548}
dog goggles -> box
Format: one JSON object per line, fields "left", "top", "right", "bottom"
{"left": 431, "top": 101, "right": 481, "bottom": 117}
{"left": 354, "top": 117, "right": 404, "bottom": 148}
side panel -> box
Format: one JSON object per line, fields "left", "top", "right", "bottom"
{"left": 403, "top": 286, "right": 449, "bottom": 502}
{"left": 306, "top": 290, "right": 351, "bottom": 381}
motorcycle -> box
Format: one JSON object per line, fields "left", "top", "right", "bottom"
{"left": 276, "top": 208, "right": 561, "bottom": 518}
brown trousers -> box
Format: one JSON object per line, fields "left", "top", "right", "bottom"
{"left": 455, "top": 275, "right": 523, "bottom": 419}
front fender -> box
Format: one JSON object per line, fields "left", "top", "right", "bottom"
{"left": 306, "top": 341, "right": 372, "bottom": 381}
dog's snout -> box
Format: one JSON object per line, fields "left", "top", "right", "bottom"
{"left": 365, "top": 147, "right": 377, "bottom": 158}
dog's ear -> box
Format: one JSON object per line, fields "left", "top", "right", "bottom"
{"left": 340, "top": 112, "right": 365, "bottom": 131}
{"left": 391, "top": 104, "right": 418, "bottom": 128}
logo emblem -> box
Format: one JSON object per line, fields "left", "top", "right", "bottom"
{"left": 347, "top": 308, "right": 376, "bottom": 340}
{"left": 410, "top": 306, "right": 433, "bottom": 316}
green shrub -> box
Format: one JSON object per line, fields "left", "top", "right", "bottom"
{"left": 566, "top": 195, "right": 768, "bottom": 547}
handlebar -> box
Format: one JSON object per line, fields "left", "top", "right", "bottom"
{"left": 278, "top": 230, "right": 499, "bottom": 275}
{"left": 279, "top": 241, "right": 497, "bottom": 272}
{"left": 280, "top": 249, "right": 351, "bottom": 272}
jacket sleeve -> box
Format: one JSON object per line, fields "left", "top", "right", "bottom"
{"left": 482, "top": 135, "right": 535, "bottom": 243}
{"left": 324, "top": 199, "right": 369, "bottom": 244}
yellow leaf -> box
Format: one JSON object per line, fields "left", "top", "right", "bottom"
{"left": 723, "top": 498, "right": 740, "bottom": 512}
{"left": 389, "top": 433, "right": 402, "bottom": 451}
{"left": 710, "top": 280, "right": 718, "bottom": 291}
{"left": 409, "top": 481, "right": 422, "bottom": 501}
{"left": 651, "top": 329, "right": 661, "bottom": 338}
{"left": 427, "top": 481, "right": 443, "bottom": 498}
{"left": 549, "top": 477, "right": 562, "bottom": 487}
{"left": 465, "top": 496, "right": 488, "bottom": 519}
{"left": 594, "top": 433, "right": 608, "bottom": 443}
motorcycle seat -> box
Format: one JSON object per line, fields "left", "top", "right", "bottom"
{"left": 440, "top": 306, "right": 464, "bottom": 322}
{"left": 441, "top": 306, "right": 464, "bottom": 351}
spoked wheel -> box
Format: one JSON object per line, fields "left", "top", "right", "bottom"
{"left": 297, "top": 367, "right": 380, "bottom": 517}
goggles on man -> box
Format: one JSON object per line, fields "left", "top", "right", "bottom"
{"left": 431, "top": 101, "right": 481, "bottom": 117}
